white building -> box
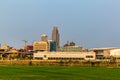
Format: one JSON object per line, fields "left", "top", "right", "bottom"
{"left": 110, "top": 49, "right": 120, "bottom": 57}
{"left": 33, "top": 52, "right": 96, "bottom": 61}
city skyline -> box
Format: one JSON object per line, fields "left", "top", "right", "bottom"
{"left": 0, "top": 0, "right": 120, "bottom": 49}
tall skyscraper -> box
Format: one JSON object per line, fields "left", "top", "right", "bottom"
{"left": 52, "top": 26, "right": 60, "bottom": 48}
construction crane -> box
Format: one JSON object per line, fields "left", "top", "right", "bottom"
{"left": 22, "top": 40, "right": 28, "bottom": 47}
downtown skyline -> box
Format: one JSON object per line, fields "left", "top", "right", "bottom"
{"left": 0, "top": 0, "right": 120, "bottom": 49}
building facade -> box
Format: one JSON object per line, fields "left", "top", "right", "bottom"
{"left": 41, "top": 34, "right": 48, "bottom": 42}
{"left": 1, "top": 45, "right": 10, "bottom": 52}
{"left": 24, "top": 45, "right": 33, "bottom": 51}
{"left": 33, "top": 41, "right": 49, "bottom": 51}
{"left": 58, "top": 46, "right": 83, "bottom": 52}
{"left": 48, "top": 40, "right": 57, "bottom": 51}
{"left": 33, "top": 52, "right": 96, "bottom": 61}
{"left": 90, "top": 47, "right": 119, "bottom": 59}
{"left": 52, "top": 26, "right": 60, "bottom": 48}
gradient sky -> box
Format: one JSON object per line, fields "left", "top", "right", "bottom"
{"left": 0, "top": 0, "right": 120, "bottom": 49}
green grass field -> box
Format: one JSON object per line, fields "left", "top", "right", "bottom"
{"left": 0, "top": 66, "right": 120, "bottom": 80}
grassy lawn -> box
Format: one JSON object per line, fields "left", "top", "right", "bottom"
{"left": 0, "top": 66, "right": 119, "bottom": 80}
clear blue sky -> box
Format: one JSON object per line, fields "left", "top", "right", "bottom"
{"left": 0, "top": 0, "right": 119, "bottom": 49}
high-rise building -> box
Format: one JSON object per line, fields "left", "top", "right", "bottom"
{"left": 52, "top": 26, "right": 60, "bottom": 48}
{"left": 41, "top": 34, "right": 48, "bottom": 42}
{"left": 48, "top": 40, "right": 57, "bottom": 51}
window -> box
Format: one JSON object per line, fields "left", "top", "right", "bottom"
{"left": 35, "top": 57, "right": 43, "bottom": 60}
{"left": 86, "top": 56, "right": 93, "bottom": 58}
{"left": 44, "top": 55, "right": 47, "bottom": 58}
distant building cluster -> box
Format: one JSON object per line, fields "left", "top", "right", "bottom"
{"left": 0, "top": 26, "right": 84, "bottom": 53}
{"left": 1, "top": 26, "right": 120, "bottom": 61}
{"left": 33, "top": 26, "right": 60, "bottom": 52}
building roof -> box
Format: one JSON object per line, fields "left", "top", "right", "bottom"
{"left": 41, "top": 34, "right": 47, "bottom": 36}
{"left": 90, "top": 47, "right": 120, "bottom": 50}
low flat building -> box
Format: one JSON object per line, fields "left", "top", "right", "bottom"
{"left": 90, "top": 47, "right": 120, "bottom": 59}
{"left": 110, "top": 49, "right": 120, "bottom": 58}
{"left": 33, "top": 51, "right": 95, "bottom": 61}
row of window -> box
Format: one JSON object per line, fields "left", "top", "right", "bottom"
{"left": 86, "top": 56, "right": 93, "bottom": 58}
{"left": 35, "top": 57, "right": 85, "bottom": 60}
{"left": 48, "top": 57, "right": 84, "bottom": 60}
{"left": 35, "top": 57, "right": 43, "bottom": 60}
{"left": 35, "top": 56, "right": 94, "bottom": 60}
